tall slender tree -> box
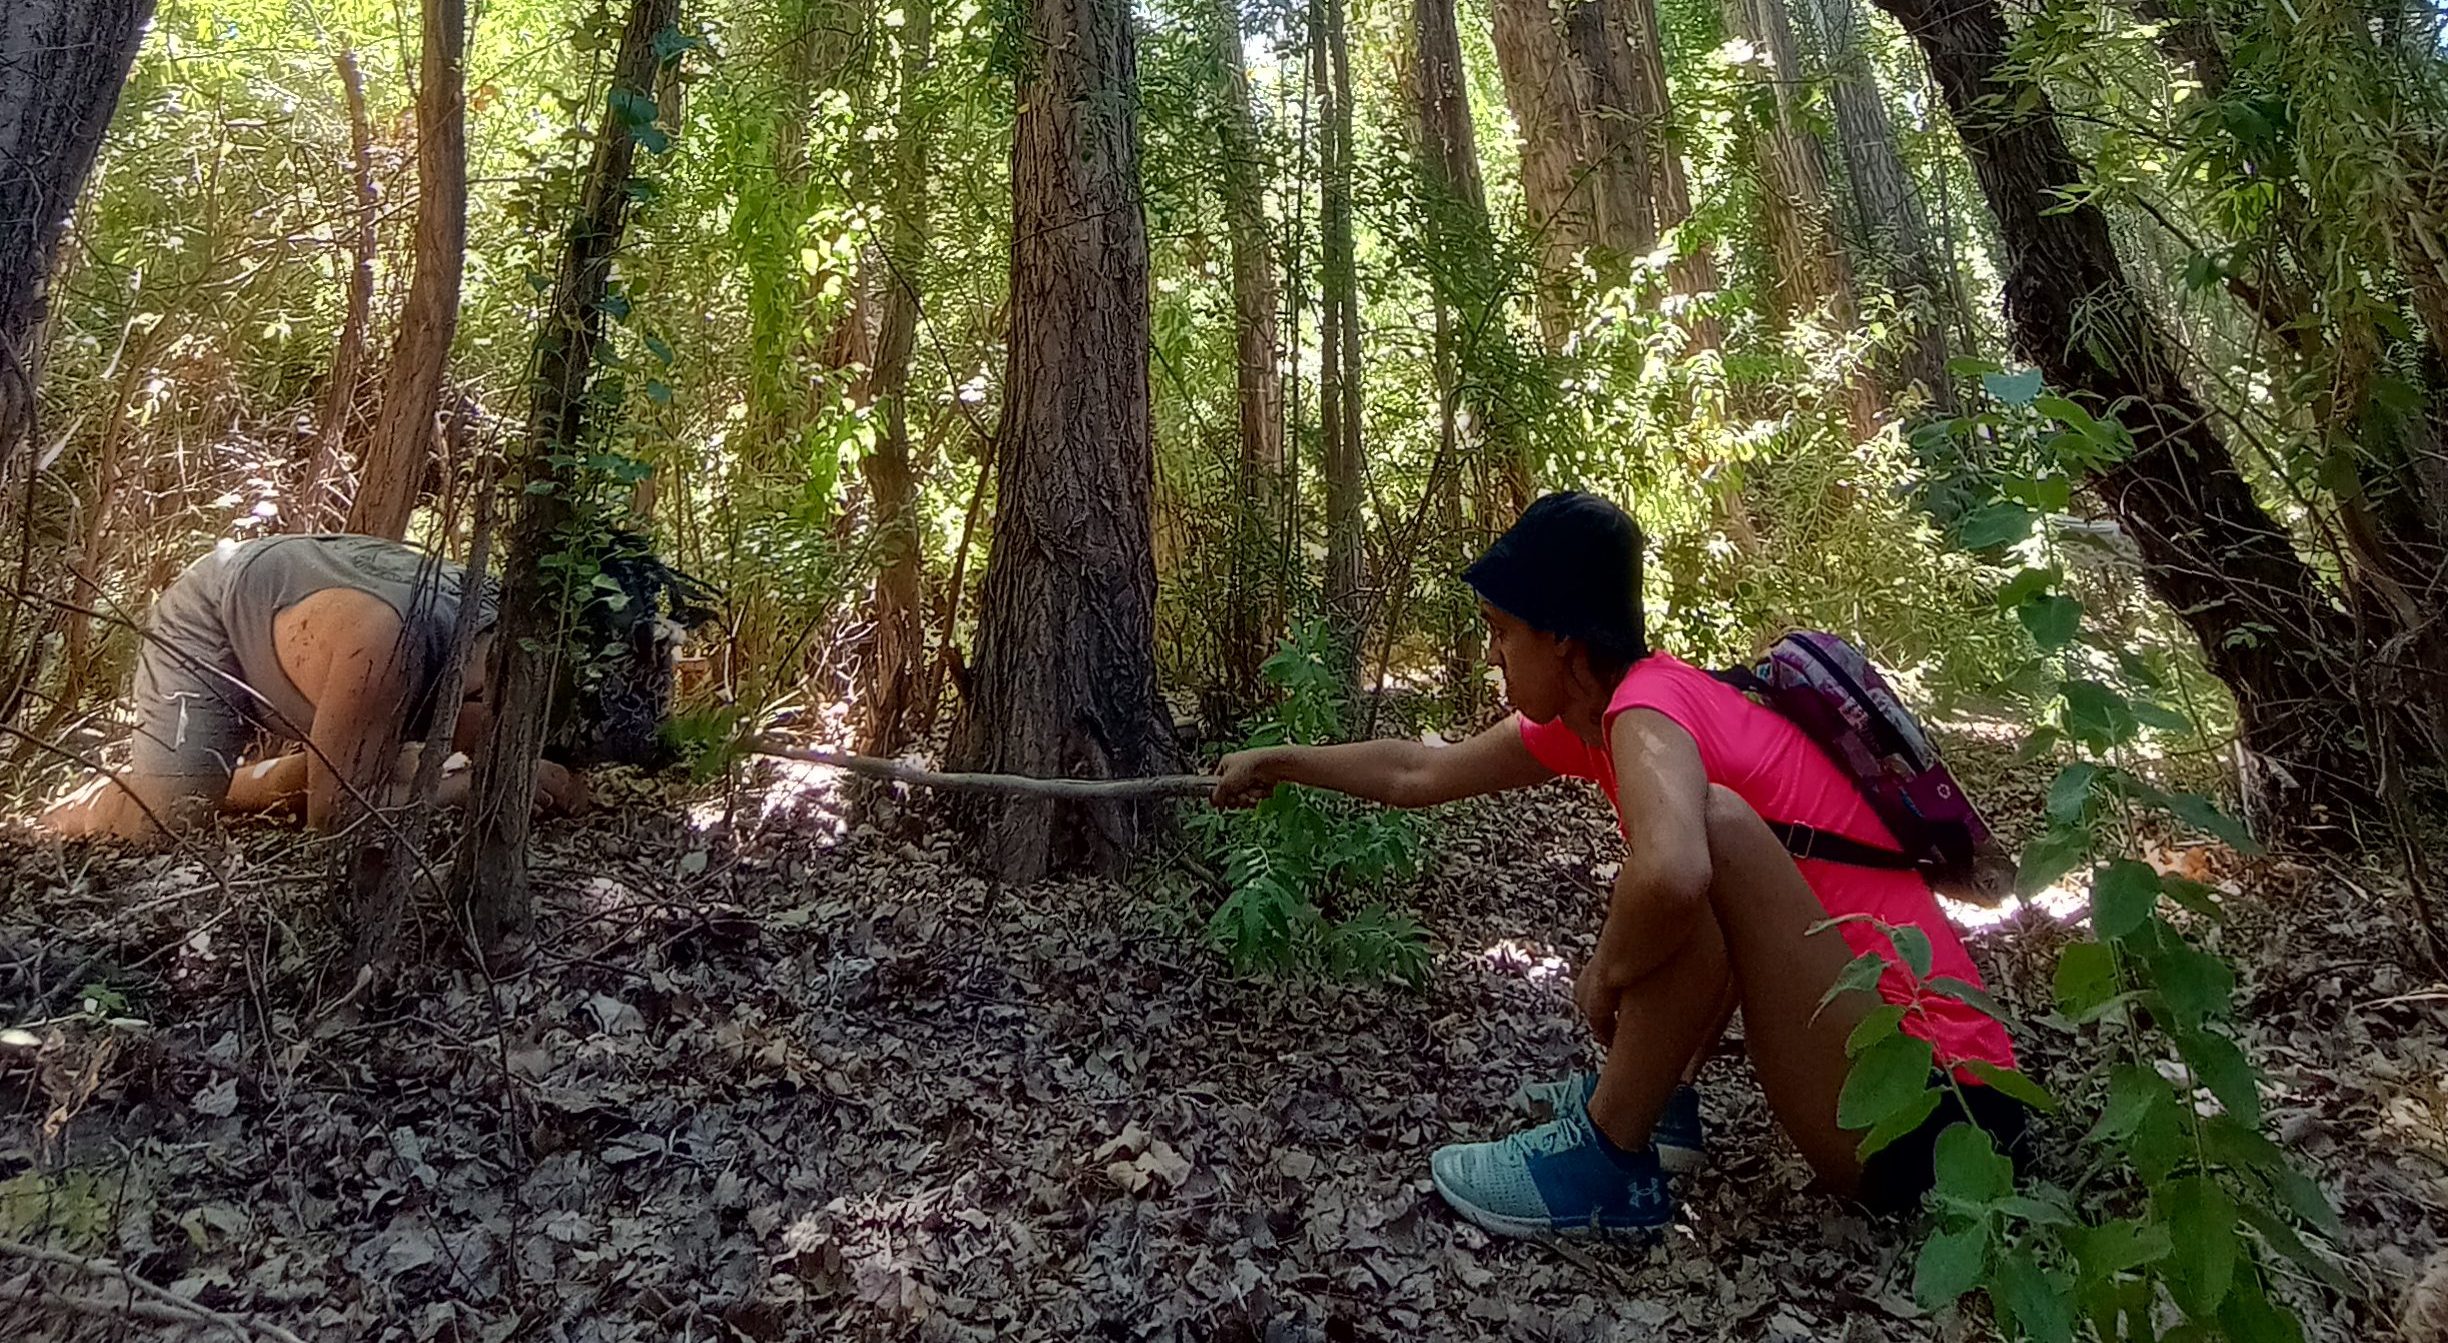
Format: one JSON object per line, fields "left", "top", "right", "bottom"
{"left": 349, "top": 0, "right": 469, "bottom": 541}
{"left": 1315, "top": 0, "right": 1366, "bottom": 677}
{"left": 296, "top": 46, "right": 380, "bottom": 530}
{"left": 943, "top": 0, "right": 1179, "bottom": 881}
{"left": 454, "top": 0, "right": 682, "bottom": 941}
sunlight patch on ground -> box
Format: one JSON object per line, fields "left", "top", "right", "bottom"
{"left": 1478, "top": 938, "right": 1571, "bottom": 983}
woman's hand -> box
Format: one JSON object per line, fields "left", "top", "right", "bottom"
{"left": 1211, "top": 747, "right": 1290, "bottom": 809}
{"left": 1575, "top": 933, "right": 1643, "bottom": 1047}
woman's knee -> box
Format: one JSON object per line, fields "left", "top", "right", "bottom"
{"left": 1701, "top": 784, "right": 1775, "bottom": 862}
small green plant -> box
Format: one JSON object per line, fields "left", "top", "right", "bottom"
{"left": 1188, "top": 622, "right": 1431, "bottom": 983}
{"left": 1846, "top": 375, "right": 2341, "bottom": 1340}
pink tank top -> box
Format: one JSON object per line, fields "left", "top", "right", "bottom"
{"left": 1518, "top": 653, "right": 2016, "bottom": 1074}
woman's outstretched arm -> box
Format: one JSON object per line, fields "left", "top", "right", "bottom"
{"left": 1212, "top": 715, "right": 1554, "bottom": 809}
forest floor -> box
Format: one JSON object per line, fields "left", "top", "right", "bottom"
{"left": 1, "top": 736, "right": 2444, "bottom": 1342}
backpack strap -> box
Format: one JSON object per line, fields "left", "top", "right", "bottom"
{"left": 1767, "top": 821, "right": 1920, "bottom": 871}
{"left": 1712, "top": 666, "right": 1768, "bottom": 696}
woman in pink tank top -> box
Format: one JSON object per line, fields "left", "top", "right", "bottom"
{"left": 1213, "top": 492, "right": 2025, "bottom": 1241}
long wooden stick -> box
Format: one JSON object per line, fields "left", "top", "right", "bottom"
{"left": 751, "top": 739, "right": 1216, "bottom": 800}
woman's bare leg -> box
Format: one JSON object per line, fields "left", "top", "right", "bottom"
{"left": 1585, "top": 786, "right": 1878, "bottom": 1196}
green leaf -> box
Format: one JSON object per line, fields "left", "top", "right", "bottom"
{"left": 637, "top": 124, "right": 672, "bottom": 154}
{"left": 2160, "top": 874, "right": 2226, "bottom": 919}
{"left": 2019, "top": 826, "right": 2092, "bottom": 895}
{"left": 2015, "top": 725, "right": 2064, "bottom": 763}
{"left": 2158, "top": 1176, "right": 2239, "bottom": 1317}
{"left": 2018, "top": 593, "right": 2083, "bottom": 650}
{"left": 1932, "top": 1121, "right": 2014, "bottom": 1205}
{"left": 2044, "top": 763, "right": 2099, "bottom": 824}
{"left": 1962, "top": 1060, "right": 2058, "bottom": 1113}
{"left": 2002, "top": 473, "right": 2074, "bottom": 512}
{"left": 1991, "top": 1256, "right": 2077, "bottom": 1343}
{"left": 2085, "top": 1063, "right": 2161, "bottom": 1142}
{"left": 1890, "top": 925, "right": 1934, "bottom": 980}
{"left": 1984, "top": 367, "right": 2045, "bottom": 407}
{"left": 1817, "top": 950, "right": 1889, "bottom": 1017}
{"left": 1995, "top": 566, "right": 2062, "bottom": 610}
{"left": 2131, "top": 698, "right": 2193, "bottom": 732}
{"left": 2236, "top": 1202, "right": 2350, "bottom": 1292}
{"left": 2070, "top": 1217, "right": 2174, "bottom": 1279}
{"left": 2092, "top": 860, "right": 2162, "bottom": 940}
{"left": 2151, "top": 938, "right": 2236, "bottom": 1024}
{"left": 1857, "top": 1087, "right": 1945, "bottom": 1161}
{"left": 1925, "top": 976, "right": 2015, "bottom": 1027}
{"left": 1913, "top": 1221, "right": 1989, "bottom": 1308}
{"left": 2061, "top": 679, "right": 2139, "bottom": 750}
{"left": 1846, "top": 1003, "right": 1908, "bottom": 1057}
{"left": 2131, "top": 1084, "right": 2190, "bottom": 1183}
{"left": 2216, "top": 1272, "right": 2306, "bottom": 1343}
{"left": 1957, "top": 501, "right": 2038, "bottom": 550}
{"left": 2053, "top": 941, "right": 2119, "bottom": 1017}
{"left": 2034, "top": 392, "right": 2101, "bottom": 434}
{"left": 2163, "top": 792, "right": 2263, "bottom": 854}
{"left": 1838, "top": 1032, "right": 1937, "bottom": 1131}
{"left": 2178, "top": 1029, "right": 2262, "bottom": 1126}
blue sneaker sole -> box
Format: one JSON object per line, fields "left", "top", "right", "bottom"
{"left": 1430, "top": 1164, "right": 1674, "bottom": 1243}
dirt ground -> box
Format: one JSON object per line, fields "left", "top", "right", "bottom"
{"left": 2, "top": 752, "right": 2443, "bottom": 1341}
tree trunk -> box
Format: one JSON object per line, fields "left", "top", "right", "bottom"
{"left": 1803, "top": 0, "right": 1955, "bottom": 413}
{"left": 297, "top": 47, "right": 379, "bottom": 531}
{"left": 0, "top": 0, "right": 152, "bottom": 477}
{"left": 1604, "top": 0, "right": 1722, "bottom": 344}
{"left": 1872, "top": 0, "right": 2400, "bottom": 834}
{"left": 452, "top": 0, "right": 680, "bottom": 943}
{"left": 1210, "top": 0, "right": 1286, "bottom": 712}
{"left": 348, "top": 0, "right": 469, "bottom": 541}
{"left": 1316, "top": 0, "right": 1366, "bottom": 680}
{"left": 942, "top": 0, "right": 1179, "bottom": 882}
{"left": 852, "top": 0, "right": 931, "bottom": 758}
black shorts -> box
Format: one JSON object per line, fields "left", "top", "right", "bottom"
{"left": 1859, "top": 1078, "right": 2032, "bottom": 1214}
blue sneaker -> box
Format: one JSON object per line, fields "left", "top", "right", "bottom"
{"left": 1430, "top": 1102, "right": 1677, "bottom": 1241}
{"left": 1513, "top": 1073, "right": 1707, "bottom": 1174}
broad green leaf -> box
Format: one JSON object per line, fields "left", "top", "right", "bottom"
{"left": 1838, "top": 1032, "right": 1937, "bottom": 1131}
{"left": 2061, "top": 679, "right": 2139, "bottom": 750}
{"left": 1932, "top": 1121, "right": 2014, "bottom": 1205}
{"left": 1857, "top": 1087, "right": 1945, "bottom": 1161}
{"left": 2085, "top": 1063, "right": 2162, "bottom": 1142}
{"left": 2044, "top": 763, "right": 2098, "bottom": 825}
{"left": 2017, "top": 591, "right": 2075, "bottom": 650}
{"left": 1984, "top": 367, "right": 2044, "bottom": 407}
{"left": 2160, "top": 874, "right": 2226, "bottom": 919}
{"left": 2131, "top": 1084, "right": 2190, "bottom": 1183}
{"left": 2216, "top": 1272, "right": 2306, "bottom": 1343}
{"left": 2070, "top": 1217, "right": 2172, "bottom": 1280}
{"left": 1913, "top": 1220, "right": 1989, "bottom": 1307}
{"left": 1962, "top": 1060, "right": 2058, "bottom": 1113}
{"left": 2002, "top": 473, "right": 2073, "bottom": 513}
{"left": 1991, "top": 1256, "right": 2077, "bottom": 1343}
{"left": 1995, "top": 566, "right": 2062, "bottom": 609}
{"left": 2091, "top": 860, "right": 2162, "bottom": 940}
{"left": 2151, "top": 939, "right": 2236, "bottom": 1024}
{"left": 2178, "top": 1029, "right": 2262, "bottom": 1126}
{"left": 2164, "top": 791, "right": 2263, "bottom": 854}
{"left": 1957, "top": 501, "right": 2038, "bottom": 550}
{"left": 1890, "top": 925, "right": 1934, "bottom": 980}
{"left": 2053, "top": 941, "right": 2118, "bottom": 1018}
{"left": 2158, "top": 1176, "right": 2239, "bottom": 1317}
{"left": 2131, "top": 698, "right": 2193, "bottom": 732}
{"left": 1817, "top": 950, "right": 1890, "bottom": 1017}
{"left": 1997, "top": 1191, "right": 2076, "bottom": 1226}
{"left": 2015, "top": 725, "right": 2065, "bottom": 764}
{"left": 1847, "top": 1003, "right": 1908, "bottom": 1057}
{"left": 2033, "top": 391, "right": 2099, "bottom": 433}
{"left": 2236, "top": 1202, "right": 2350, "bottom": 1292}
{"left": 2019, "top": 826, "right": 2091, "bottom": 895}
{"left": 1925, "top": 976, "right": 2015, "bottom": 1027}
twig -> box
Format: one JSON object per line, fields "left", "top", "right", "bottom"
{"left": 751, "top": 739, "right": 1215, "bottom": 800}
{"left": 0, "top": 1238, "right": 308, "bottom": 1343}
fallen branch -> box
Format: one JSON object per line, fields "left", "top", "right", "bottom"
{"left": 0, "top": 1239, "right": 308, "bottom": 1343}
{"left": 751, "top": 739, "right": 1216, "bottom": 800}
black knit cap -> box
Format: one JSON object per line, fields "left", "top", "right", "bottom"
{"left": 1462, "top": 491, "right": 1647, "bottom": 662}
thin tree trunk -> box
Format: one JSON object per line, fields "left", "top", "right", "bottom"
{"left": 1211, "top": 0, "right": 1286, "bottom": 711}
{"left": 943, "top": 0, "right": 1180, "bottom": 882}
{"left": 1873, "top": 0, "right": 2407, "bottom": 834}
{"left": 1316, "top": 0, "right": 1365, "bottom": 679}
{"left": 453, "top": 0, "right": 680, "bottom": 943}
{"left": 349, "top": 0, "right": 468, "bottom": 541}
{"left": 1804, "top": 0, "right": 1955, "bottom": 413}
{"left": 852, "top": 0, "right": 931, "bottom": 758}
{"left": 298, "top": 47, "right": 379, "bottom": 531}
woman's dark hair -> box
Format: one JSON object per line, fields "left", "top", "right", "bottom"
{"left": 1463, "top": 491, "right": 1647, "bottom": 679}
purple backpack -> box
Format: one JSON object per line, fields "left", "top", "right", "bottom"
{"left": 1716, "top": 632, "right": 2016, "bottom": 906}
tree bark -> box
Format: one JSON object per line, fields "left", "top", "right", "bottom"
{"left": 1803, "top": 0, "right": 1955, "bottom": 413}
{"left": 349, "top": 0, "right": 469, "bottom": 541}
{"left": 452, "top": 0, "right": 679, "bottom": 943}
{"left": 297, "top": 47, "right": 380, "bottom": 531}
{"left": 0, "top": 0, "right": 153, "bottom": 478}
{"left": 1210, "top": 0, "right": 1286, "bottom": 711}
{"left": 1316, "top": 0, "right": 1366, "bottom": 681}
{"left": 852, "top": 0, "right": 931, "bottom": 757}
{"left": 942, "top": 0, "right": 1180, "bottom": 882}
{"left": 1872, "top": 0, "right": 2398, "bottom": 832}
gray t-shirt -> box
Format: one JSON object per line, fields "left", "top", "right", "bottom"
{"left": 130, "top": 534, "right": 497, "bottom": 779}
